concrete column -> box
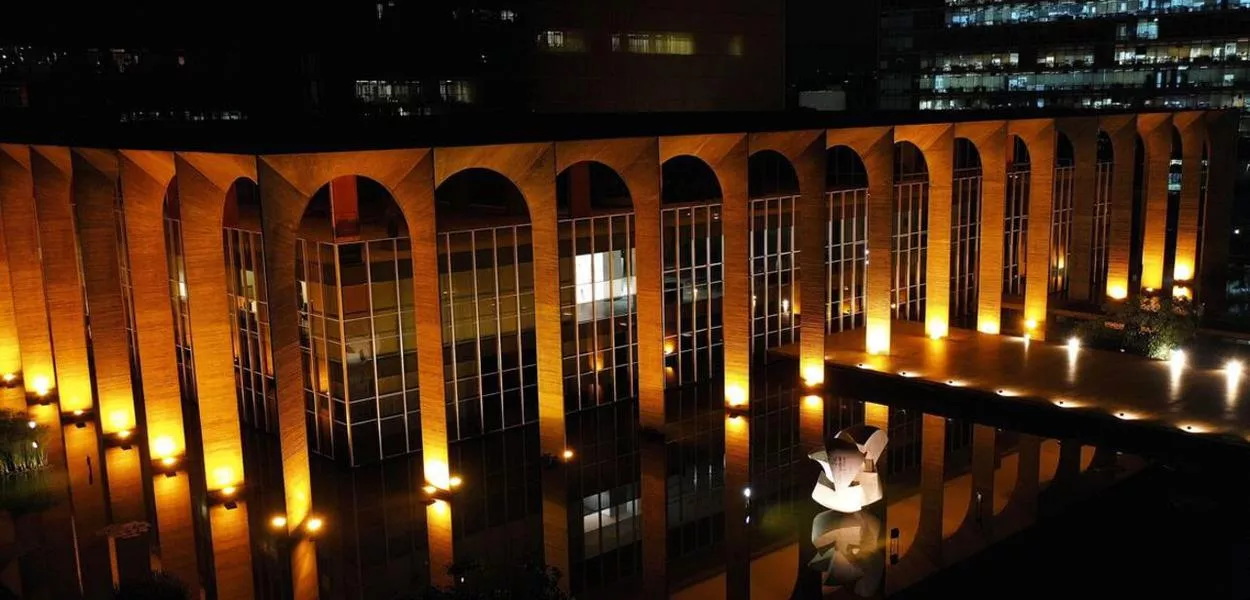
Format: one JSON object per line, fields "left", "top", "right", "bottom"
{"left": 20, "top": 403, "right": 80, "bottom": 599}
{"left": 104, "top": 445, "right": 153, "bottom": 584}
{"left": 724, "top": 413, "right": 751, "bottom": 600}
{"left": 640, "top": 438, "right": 667, "bottom": 598}
{"left": 64, "top": 421, "right": 114, "bottom": 598}
{"left": 1012, "top": 121, "right": 1056, "bottom": 339}
{"left": 827, "top": 128, "right": 894, "bottom": 354}
{"left": 1199, "top": 111, "right": 1239, "bottom": 313}
{"left": 1059, "top": 119, "right": 1099, "bottom": 303}
{"left": 209, "top": 503, "right": 255, "bottom": 600}
{"left": 756, "top": 132, "right": 829, "bottom": 385}
{"left": 72, "top": 149, "right": 137, "bottom": 434}
{"left": 1101, "top": 116, "right": 1137, "bottom": 301}
{"left": 915, "top": 413, "right": 945, "bottom": 568}
{"left": 174, "top": 153, "right": 249, "bottom": 494}
{"left": 961, "top": 124, "right": 1007, "bottom": 334}
{"left": 1173, "top": 112, "right": 1207, "bottom": 292}
{"left": 1137, "top": 114, "right": 1173, "bottom": 292}
{"left": 0, "top": 145, "right": 53, "bottom": 394}
{"left": 118, "top": 151, "right": 188, "bottom": 460}
{"left": 255, "top": 161, "right": 317, "bottom": 535}
{"left": 970, "top": 424, "right": 995, "bottom": 536}
{"left": 719, "top": 141, "right": 751, "bottom": 412}
{"left": 30, "top": 146, "right": 93, "bottom": 414}
{"left": 151, "top": 467, "right": 201, "bottom": 592}
{"left": 0, "top": 192, "right": 20, "bottom": 382}
{"left": 895, "top": 124, "right": 954, "bottom": 339}
{"left": 397, "top": 152, "right": 456, "bottom": 588}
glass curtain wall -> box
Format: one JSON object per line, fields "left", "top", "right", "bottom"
{"left": 1092, "top": 134, "right": 1114, "bottom": 298}
{"left": 223, "top": 181, "right": 277, "bottom": 434}
{"left": 826, "top": 147, "right": 869, "bottom": 334}
{"left": 893, "top": 142, "right": 930, "bottom": 322}
{"left": 163, "top": 186, "right": 196, "bottom": 404}
{"left": 951, "top": 138, "right": 983, "bottom": 329}
{"left": 1050, "top": 137, "right": 1076, "bottom": 297}
{"left": 556, "top": 163, "right": 642, "bottom": 592}
{"left": 748, "top": 150, "right": 801, "bottom": 356}
{"left": 1004, "top": 137, "right": 1031, "bottom": 297}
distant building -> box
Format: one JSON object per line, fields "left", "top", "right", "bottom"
{"left": 0, "top": 1, "right": 784, "bottom": 123}
{"left": 879, "top": 0, "right": 1250, "bottom": 130}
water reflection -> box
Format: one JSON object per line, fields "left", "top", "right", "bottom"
{"left": 0, "top": 360, "right": 1148, "bottom": 599}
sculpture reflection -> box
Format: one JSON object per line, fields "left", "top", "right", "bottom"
{"left": 809, "top": 425, "right": 887, "bottom": 513}
{"left": 808, "top": 425, "right": 888, "bottom": 597}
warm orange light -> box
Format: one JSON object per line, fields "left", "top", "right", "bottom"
{"left": 153, "top": 436, "right": 176, "bottom": 459}
{"left": 213, "top": 467, "right": 236, "bottom": 489}
{"left": 1024, "top": 319, "right": 1038, "bottom": 331}
{"left": 305, "top": 517, "right": 323, "bottom": 533}
{"left": 448, "top": 476, "right": 463, "bottom": 489}
{"left": 1173, "top": 286, "right": 1191, "bottom": 299}
{"left": 270, "top": 515, "right": 287, "bottom": 529}
{"left": 1107, "top": 285, "right": 1128, "bottom": 300}
{"left": 422, "top": 485, "right": 437, "bottom": 495}
{"left": 802, "top": 365, "right": 824, "bottom": 387}
{"left": 31, "top": 376, "right": 50, "bottom": 397}
{"left": 72, "top": 409, "right": 83, "bottom": 417}
{"left": 866, "top": 326, "right": 889, "bottom": 356}
{"left": 116, "top": 429, "right": 132, "bottom": 440}
{"left": 803, "top": 394, "right": 821, "bottom": 409}
{"left": 926, "top": 318, "right": 948, "bottom": 340}
{"left": 562, "top": 449, "right": 574, "bottom": 461}
{"left": 978, "top": 320, "right": 1001, "bottom": 335}
{"left": 161, "top": 456, "right": 177, "bottom": 468}
{"left": 109, "top": 410, "right": 131, "bottom": 433}
{"left": 663, "top": 341, "right": 675, "bottom": 356}
{"left": 1174, "top": 263, "right": 1193, "bottom": 281}
{"left": 425, "top": 460, "right": 450, "bottom": 490}
{"left": 725, "top": 385, "right": 747, "bottom": 407}
{"left": 26, "top": 420, "right": 35, "bottom": 430}
{"left": 431, "top": 499, "right": 449, "bottom": 516}
{"left": 2, "top": 373, "right": 15, "bottom": 384}
{"left": 221, "top": 486, "right": 237, "bottom": 497}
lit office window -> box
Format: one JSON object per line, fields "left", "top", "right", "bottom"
{"left": 1004, "top": 137, "right": 1031, "bottom": 297}
{"left": 1136, "top": 18, "right": 1159, "bottom": 40}
{"left": 661, "top": 157, "right": 724, "bottom": 388}
{"left": 1050, "top": 136, "right": 1076, "bottom": 297}
{"left": 354, "top": 80, "right": 421, "bottom": 104}
{"left": 611, "top": 32, "right": 696, "bottom": 55}
{"left": 893, "top": 142, "right": 929, "bottom": 322}
{"left": 826, "top": 147, "right": 869, "bottom": 334}
{"left": 537, "top": 30, "right": 587, "bottom": 53}
{"left": 437, "top": 170, "right": 537, "bottom": 442}
{"left": 297, "top": 196, "right": 422, "bottom": 467}
{"left": 951, "top": 138, "right": 982, "bottom": 329}
{"left": 222, "top": 179, "right": 276, "bottom": 433}
{"left": 439, "top": 79, "right": 474, "bottom": 104}
{"left": 225, "top": 226, "right": 276, "bottom": 431}
{"left": 559, "top": 217, "right": 637, "bottom": 411}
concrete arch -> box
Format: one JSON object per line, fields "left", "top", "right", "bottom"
{"left": 748, "top": 149, "right": 800, "bottom": 197}
{"left": 0, "top": 145, "right": 53, "bottom": 397}
{"left": 953, "top": 122, "right": 1007, "bottom": 333}
{"left": 826, "top": 127, "right": 894, "bottom": 354}
{"left": 555, "top": 160, "right": 634, "bottom": 214}
{"left": 1006, "top": 119, "right": 1056, "bottom": 338}
{"left": 895, "top": 124, "right": 953, "bottom": 339}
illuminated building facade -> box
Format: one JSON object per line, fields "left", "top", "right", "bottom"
{"left": 880, "top": 0, "right": 1250, "bottom": 130}
{"left": 0, "top": 109, "right": 1236, "bottom": 597}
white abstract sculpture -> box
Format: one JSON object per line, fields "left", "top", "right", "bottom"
{"left": 808, "top": 425, "right": 888, "bottom": 513}
{"left": 808, "top": 510, "right": 885, "bottom": 597}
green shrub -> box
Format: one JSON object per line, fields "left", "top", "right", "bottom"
{"left": 1076, "top": 294, "right": 1201, "bottom": 359}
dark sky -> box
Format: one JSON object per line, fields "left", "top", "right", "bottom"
{"left": 787, "top": 0, "right": 879, "bottom": 88}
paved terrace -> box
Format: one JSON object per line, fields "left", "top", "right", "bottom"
{"left": 783, "top": 321, "right": 1250, "bottom": 460}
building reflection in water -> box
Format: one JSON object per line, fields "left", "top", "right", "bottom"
{"left": 1, "top": 357, "right": 1141, "bottom": 599}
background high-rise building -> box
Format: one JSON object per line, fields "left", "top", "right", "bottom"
{"left": 878, "top": 0, "right": 1250, "bottom": 126}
